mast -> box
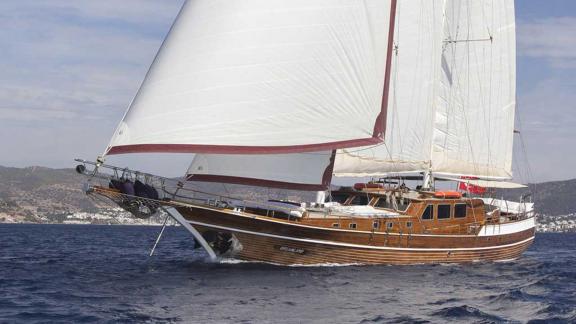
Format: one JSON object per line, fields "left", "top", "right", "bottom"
{"left": 422, "top": 163, "right": 435, "bottom": 191}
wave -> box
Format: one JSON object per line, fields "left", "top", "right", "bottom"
{"left": 431, "top": 305, "right": 505, "bottom": 322}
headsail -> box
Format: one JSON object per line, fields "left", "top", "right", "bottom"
{"left": 187, "top": 151, "right": 335, "bottom": 191}
{"left": 106, "top": 0, "right": 397, "bottom": 156}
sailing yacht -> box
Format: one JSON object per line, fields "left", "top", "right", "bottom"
{"left": 77, "top": 0, "right": 535, "bottom": 265}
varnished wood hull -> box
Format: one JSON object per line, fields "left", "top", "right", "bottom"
{"left": 177, "top": 205, "right": 535, "bottom": 265}
{"left": 231, "top": 232, "right": 534, "bottom": 265}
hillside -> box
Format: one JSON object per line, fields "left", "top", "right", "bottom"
{"left": 496, "top": 179, "right": 576, "bottom": 216}
{"left": 0, "top": 165, "right": 311, "bottom": 225}
{"left": 0, "top": 166, "right": 93, "bottom": 223}
{"left": 0, "top": 166, "right": 163, "bottom": 224}
{"left": 0, "top": 165, "right": 575, "bottom": 228}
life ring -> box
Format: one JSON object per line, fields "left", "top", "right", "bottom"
{"left": 434, "top": 191, "right": 462, "bottom": 199}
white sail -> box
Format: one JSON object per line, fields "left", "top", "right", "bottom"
{"left": 106, "top": 0, "right": 396, "bottom": 156}
{"left": 187, "top": 152, "right": 335, "bottom": 190}
{"left": 334, "top": 0, "right": 517, "bottom": 180}
{"left": 431, "top": 0, "right": 516, "bottom": 179}
{"left": 333, "top": 0, "right": 445, "bottom": 177}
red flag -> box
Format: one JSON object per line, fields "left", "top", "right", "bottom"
{"left": 459, "top": 177, "right": 486, "bottom": 195}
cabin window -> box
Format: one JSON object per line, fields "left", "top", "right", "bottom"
{"left": 331, "top": 193, "right": 349, "bottom": 204}
{"left": 349, "top": 223, "right": 357, "bottom": 229}
{"left": 437, "top": 204, "right": 451, "bottom": 219}
{"left": 375, "top": 197, "right": 392, "bottom": 209}
{"left": 387, "top": 222, "right": 393, "bottom": 230}
{"left": 421, "top": 205, "right": 433, "bottom": 220}
{"left": 406, "top": 221, "right": 413, "bottom": 228}
{"left": 373, "top": 221, "right": 379, "bottom": 229}
{"left": 332, "top": 223, "right": 340, "bottom": 228}
{"left": 454, "top": 204, "right": 467, "bottom": 218}
{"left": 349, "top": 195, "right": 369, "bottom": 205}
{"left": 396, "top": 197, "right": 410, "bottom": 212}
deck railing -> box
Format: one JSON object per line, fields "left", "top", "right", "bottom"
{"left": 74, "top": 159, "right": 304, "bottom": 218}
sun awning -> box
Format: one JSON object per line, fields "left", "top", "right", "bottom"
{"left": 438, "top": 177, "right": 527, "bottom": 189}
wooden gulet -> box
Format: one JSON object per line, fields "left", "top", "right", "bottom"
{"left": 174, "top": 190, "right": 535, "bottom": 265}
{"left": 78, "top": 161, "right": 535, "bottom": 266}
{"left": 78, "top": 0, "right": 534, "bottom": 266}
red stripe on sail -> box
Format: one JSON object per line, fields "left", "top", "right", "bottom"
{"left": 106, "top": 138, "right": 380, "bottom": 156}
{"left": 186, "top": 175, "right": 327, "bottom": 191}
{"left": 186, "top": 151, "right": 337, "bottom": 191}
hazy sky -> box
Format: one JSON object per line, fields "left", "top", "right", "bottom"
{"left": 0, "top": 1, "right": 575, "bottom": 183}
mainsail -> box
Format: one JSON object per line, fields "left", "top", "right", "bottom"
{"left": 334, "top": 0, "right": 517, "bottom": 180}
{"left": 334, "top": 0, "right": 445, "bottom": 177}
{"left": 431, "top": 0, "right": 516, "bottom": 179}
{"left": 105, "top": 0, "right": 397, "bottom": 155}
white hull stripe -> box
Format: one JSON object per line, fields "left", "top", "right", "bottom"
{"left": 187, "top": 219, "right": 535, "bottom": 252}
{"left": 182, "top": 204, "right": 536, "bottom": 238}
{"left": 478, "top": 217, "right": 536, "bottom": 236}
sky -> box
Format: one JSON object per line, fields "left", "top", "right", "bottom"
{"left": 0, "top": 0, "right": 575, "bottom": 183}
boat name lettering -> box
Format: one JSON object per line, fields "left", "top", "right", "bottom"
{"left": 276, "top": 246, "right": 306, "bottom": 255}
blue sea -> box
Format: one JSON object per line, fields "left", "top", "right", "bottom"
{"left": 0, "top": 224, "right": 574, "bottom": 323}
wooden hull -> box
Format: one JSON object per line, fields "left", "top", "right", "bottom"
{"left": 177, "top": 205, "right": 535, "bottom": 265}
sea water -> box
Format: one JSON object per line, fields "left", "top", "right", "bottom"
{"left": 0, "top": 224, "right": 574, "bottom": 323}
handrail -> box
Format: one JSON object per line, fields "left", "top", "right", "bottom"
{"left": 75, "top": 159, "right": 304, "bottom": 215}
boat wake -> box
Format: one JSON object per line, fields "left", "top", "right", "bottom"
{"left": 219, "top": 257, "right": 363, "bottom": 268}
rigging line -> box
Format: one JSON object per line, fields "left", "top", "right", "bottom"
{"left": 459, "top": 1, "right": 483, "bottom": 178}
{"left": 512, "top": 143, "right": 526, "bottom": 186}
{"left": 464, "top": 0, "right": 481, "bottom": 177}
{"left": 519, "top": 135, "right": 534, "bottom": 184}
{"left": 479, "top": 0, "right": 494, "bottom": 38}
{"left": 515, "top": 101, "right": 536, "bottom": 199}
{"left": 442, "top": 2, "right": 480, "bottom": 177}
{"left": 299, "top": 141, "right": 387, "bottom": 156}
{"left": 444, "top": 37, "right": 492, "bottom": 44}
{"left": 437, "top": 1, "right": 463, "bottom": 158}
{"left": 385, "top": 7, "right": 403, "bottom": 175}
{"left": 222, "top": 182, "right": 231, "bottom": 196}
{"left": 469, "top": 2, "right": 497, "bottom": 174}
{"left": 486, "top": 30, "right": 494, "bottom": 173}
{"left": 428, "top": 0, "right": 446, "bottom": 171}
{"left": 341, "top": 142, "right": 387, "bottom": 154}
{"left": 441, "top": 1, "right": 481, "bottom": 179}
